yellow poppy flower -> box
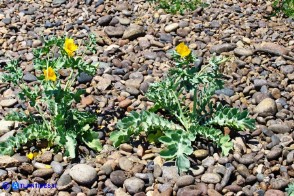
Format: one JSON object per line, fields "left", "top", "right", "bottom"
{"left": 175, "top": 42, "right": 191, "bottom": 58}
{"left": 26, "top": 152, "right": 39, "bottom": 160}
{"left": 43, "top": 67, "right": 57, "bottom": 82}
{"left": 63, "top": 38, "right": 78, "bottom": 57}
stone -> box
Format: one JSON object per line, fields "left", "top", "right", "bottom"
{"left": 18, "top": 163, "right": 34, "bottom": 174}
{"left": 266, "top": 148, "right": 282, "bottom": 160}
{"left": 202, "top": 157, "right": 215, "bottom": 167}
{"left": 191, "top": 165, "right": 205, "bottom": 176}
{"left": 119, "top": 99, "right": 132, "bottom": 108}
{"left": 254, "top": 98, "right": 277, "bottom": 117}
{"left": 77, "top": 72, "right": 93, "bottom": 83}
{"left": 201, "top": 173, "right": 221, "bottom": 184}
{"left": 53, "top": 0, "right": 66, "bottom": 5}
{"left": 0, "top": 169, "right": 7, "bottom": 180}
{"left": 234, "top": 48, "right": 253, "bottom": 56}
{"left": 98, "top": 15, "right": 112, "bottom": 26}
{"left": 0, "top": 99, "right": 17, "bottom": 107}
{"left": 176, "top": 175, "right": 195, "bottom": 187}
{"left": 81, "top": 96, "right": 94, "bottom": 106}
{"left": 207, "top": 189, "right": 222, "bottom": 196}
{"left": 23, "top": 73, "right": 37, "bottom": 82}
{"left": 255, "top": 42, "right": 289, "bottom": 56}
{"left": 110, "top": 170, "right": 126, "bottom": 186}
{"left": 270, "top": 178, "right": 289, "bottom": 189}
{"left": 215, "top": 88, "right": 235, "bottom": 96}
{"left": 38, "top": 151, "right": 53, "bottom": 163}
{"left": 177, "top": 185, "right": 202, "bottom": 196}
{"left": 69, "top": 164, "right": 97, "bottom": 185}
{"left": 122, "top": 24, "right": 145, "bottom": 40}
{"left": 97, "top": 78, "right": 111, "bottom": 91}
{"left": 104, "top": 26, "right": 125, "bottom": 37}
{"left": 164, "top": 23, "right": 179, "bottom": 33}
{"left": 162, "top": 166, "right": 179, "bottom": 181}
{"left": 51, "top": 161, "right": 63, "bottom": 175}
{"left": 0, "top": 156, "right": 19, "bottom": 168}
{"left": 268, "top": 124, "right": 291, "bottom": 134}
{"left": 159, "top": 33, "right": 173, "bottom": 43}
{"left": 32, "top": 168, "right": 54, "bottom": 177}
{"left": 124, "top": 177, "right": 145, "bottom": 194}
{"left": 210, "top": 43, "right": 236, "bottom": 54}
{"left": 280, "top": 65, "right": 294, "bottom": 74}
{"left": 57, "top": 174, "right": 72, "bottom": 187}
{"left": 0, "top": 121, "right": 14, "bottom": 135}
{"left": 264, "top": 189, "right": 285, "bottom": 196}
{"left": 193, "top": 149, "right": 209, "bottom": 159}
{"left": 118, "top": 157, "right": 133, "bottom": 171}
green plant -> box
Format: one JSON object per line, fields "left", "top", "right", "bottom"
{"left": 149, "top": 0, "right": 208, "bottom": 14}
{"left": 273, "top": 0, "right": 294, "bottom": 18}
{"left": 110, "top": 43, "right": 255, "bottom": 173}
{"left": 0, "top": 35, "right": 100, "bottom": 158}
{"left": 286, "top": 182, "right": 294, "bottom": 196}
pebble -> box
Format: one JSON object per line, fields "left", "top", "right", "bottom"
{"left": 193, "top": 149, "right": 209, "bottom": 159}
{"left": 50, "top": 161, "right": 63, "bottom": 175}
{"left": 201, "top": 173, "right": 221, "bottom": 184}
{"left": 0, "top": 99, "right": 17, "bottom": 107}
{"left": 69, "top": 164, "right": 97, "bottom": 185}
{"left": 255, "top": 42, "right": 289, "bottom": 56}
{"left": 23, "top": 73, "right": 37, "bottom": 82}
{"left": 264, "top": 189, "right": 285, "bottom": 196}
{"left": 124, "top": 177, "right": 145, "bottom": 194}
{"left": 164, "top": 23, "right": 179, "bottom": 33}
{"left": 110, "top": 170, "right": 126, "bottom": 186}
{"left": 0, "top": 121, "right": 14, "bottom": 135}
{"left": 32, "top": 168, "right": 54, "bottom": 177}
{"left": 210, "top": 43, "right": 236, "bottom": 54}
{"left": 177, "top": 185, "right": 202, "bottom": 196}
{"left": 268, "top": 124, "right": 291, "bottom": 134}
{"left": 122, "top": 24, "right": 145, "bottom": 40}
{"left": 254, "top": 98, "right": 277, "bottom": 117}
{"left": 162, "top": 166, "right": 179, "bottom": 181}
{"left": 176, "top": 175, "right": 195, "bottom": 187}
{"left": 98, "top": 15, "right": 112, "bottom": 26}
{"left": 234, "top": 48, "right": 253, "bottom": 56}
{"left": 266, "top": 148, "right": 282, "bottom": 160}
{"left": 0, "top": 156, "right": 19, "bottom": 168}
{"left": 77, "top": 72, "right": 93, "bottom": 83}
{"left": 118, "top": 157, "right": 133, "bottom": 171}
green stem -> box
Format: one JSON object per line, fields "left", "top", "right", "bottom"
{"left": 172, "top": 90, "right": 189, "bottom": 131}
{"left": 35, "top": 104, "right": 51, "bottom": 132}
{"left": 192, "top": 89, "right": 197, "bottom": 116}
{"left": 64, "top": 69, "right": 74, "bottom": 90}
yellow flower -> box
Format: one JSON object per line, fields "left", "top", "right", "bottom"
{"left": 43, "top": 67, "right": 57, "bottom": 82}
{"left": 175, "top": 42, "right": 191, "bottom": 58}
{"left": 45, "top": 165, "right": 52, "bottom": 169}
{"left": 26, "top": 152, "right": 39, "bottom": 160}
{"left": 63, "top": 38, "right": 78, "bottom": 57}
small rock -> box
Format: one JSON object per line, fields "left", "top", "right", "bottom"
{"left": 69, "top": 164, "right": 97, "bottom": 185}
{"left": 23, "top": 73, "right": 37, "bottom": 82}
{"left": 124, "top": 177, "right": 145, "bottom": 194}
{"left": 162, "top": 166, "right": 179, "bottom": 181}
{"left": 210, "top": 43, "right": 236, "bottom": 54}
{"left": 176, "top": 175, "right": 195, "bottom": 187}
{"left": 215, "top": 88, "right": 235, "bottom": 96}
{"left": 234, "top": 48, "right": 253, "bottom": 56}
{"left": 0, "top": 121, "right": 14, "bottom": 135}
{"left": 0, "top": 99, "right": 17, "bottom": 107}
{"left": 51, "top": 161, "right": 63, "bottom": 175}
{"left": 98, "top": 15, "right": 112, "bottom": 26}
{"left": 266, "top": 148, "right": 282, "bottom": 160}
{"left": 193, "top": 149, "right": 209, "bottom": 159}
{"left": 201, "top": 173, "right": 221, "bottom": 184}
{"left": 119, "top": 99, "right": 132, "bottom": 108}
{"left": 0, "top": 156, "right": 19, "bottom": 168}
{"left": 191, "top": 165, "right": 205, "bottom": 176}
{"left": 253, "top": 98, "right": 277, "bottom": 117}
{"left": 270, "top": 178, "right": 289, "bottom": 189}
{"left": 32, "top": 168, "right": 54, "bottom": 177}
{"left": 164, "top": 23, "right": 179, "bottom": 33}
{"left": 118, "top": 157, "right": 133, "bottom": 171}
{"left": 255, "top": 42, "right": 289, "bottom": 56}
{"left": 264, "top": 189, "right": 285, "bottom": 196}
{"left": 110, "top": 170, "right": 126, "bottom": 186}
{"left": 77, "top": 72, "right": 93, "bottom": 83}
{"left": 177, "top": 185, "right": 202, "bottom": 196}
{"left": 202, "top": 157, "right": 215, "bottom": 167}
{"left": 268, "top": 124, "right": 291, "bottom": 134}
{"left": 122, "top": 24, "right": 145, "bottom": 40}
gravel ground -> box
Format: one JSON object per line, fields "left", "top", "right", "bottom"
{"left": 0, "top": 0, "right": 294, "bottom": 195}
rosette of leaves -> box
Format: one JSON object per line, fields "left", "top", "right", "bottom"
{"left": 110, "top": 44, "right": 255, "bottom": 173}
{"left": 286, "top": 182, "right": 294, "bottom": 196}
{"left": 0, "top": 35, "right": 101, "bottom": 158}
